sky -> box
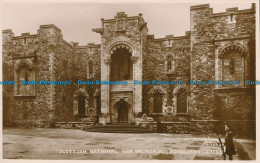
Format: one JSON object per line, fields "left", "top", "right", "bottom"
{"left": 2, "top": 1, "right": 253, "bottom": 45}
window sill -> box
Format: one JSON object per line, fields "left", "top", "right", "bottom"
{"left": 14, "top": 95, "right": 36, "bottom": 99}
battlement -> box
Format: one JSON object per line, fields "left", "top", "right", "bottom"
{"left": 2, "top": 29, "right": 13, "bottom": 34}
{"left": 78, "top": 43, "right": 101, "bottom": 50}
{"left": 190, "top": 3, "right": 255, "bottom": 17}
{"left": 102, "top": 11, "right": 140, "bottom": 23}
{"left": 39, "top": 24, "right": 62, "bottom": 32}
{"left": 147, "top": 31, "right": 191, "bottom": 42}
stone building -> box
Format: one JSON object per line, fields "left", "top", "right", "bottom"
{"left": 2, "top": 4, "right": 256, "bottom": 136}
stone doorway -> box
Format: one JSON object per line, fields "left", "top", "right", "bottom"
{"left": 115, "top": 100, "right": 129, "bottom": 122}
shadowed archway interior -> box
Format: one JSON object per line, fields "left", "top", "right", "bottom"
{"left": 114, "top": 99, "right": 130, "bottom": 122}
{"left": 111, "top": 47, "right": 133, "bottom": 81}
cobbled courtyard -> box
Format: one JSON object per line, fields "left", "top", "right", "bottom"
{"left": 2, "top": 128, "right": 256, "bottom": 160}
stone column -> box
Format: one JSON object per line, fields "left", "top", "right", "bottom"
{"left": 131, "top": 55, "right": 142, "bottom": 115}
{"left": 100, "top": 56, "right": 111, "bottom": 125}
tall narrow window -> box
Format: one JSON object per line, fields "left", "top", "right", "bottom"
{"left": 230, "top": 13, "right": 234, "bottom": 21}
{"left": 78, "top": 94, "right": 85, "bottom": 115}
{"left": 154, "top": 89, "right": 163, "bottom": 113}
{"left": 89, "top": 47, "right": 93, "bottom": 53}
{"left": 14, "top": 61, "right": 35, "bottom": 96}
{"left": 177, "top": 88, "right": 187, "bottom": 113}
{"left": 18, "top": 66, "right": 31, "bottom": 95}
{"left": 222, "top": 49, "right": 242, "bottom": 87}
{"left": 89, "top": 61, "right": 93, "bottom": 78}
{"left": 167, "top": 55, "right": 172, "bottom": 73}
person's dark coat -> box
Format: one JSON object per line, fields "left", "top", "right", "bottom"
{"left": 225, "top": 131, "right": 236, "bottom": 155}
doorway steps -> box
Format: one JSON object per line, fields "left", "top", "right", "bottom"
{"left": 85, "top": 123, "right": 153, "bottom": 133}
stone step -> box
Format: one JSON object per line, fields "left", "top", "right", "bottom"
{"left": 86, "top": 124, "right": 153, "bottom": 133}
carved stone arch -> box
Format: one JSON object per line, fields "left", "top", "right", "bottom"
{"left": 173, "top": 85, "right": 187, "bottom": 94}
{"left": 73, "top": 88, "right": 89, "bottom": 98}
{"left": 217, "top": 42, "right": 248, "bottom": 88}
{"left": 113, "top": 98, "right": 131, "bottom": 108}
{"left": 15, "top": 60, "right": 33, "bottom": 72}
{"left": 164, "top": 52, "right": 174, "bottom": 58}
{"left": 73, "top": 88, "right": 89, "bottom": 116}
{"left": 111, "top": 97, "right": 132, "bottom": 109}
{"left": 172, "top": 85, "right": 188, "bottom": 114}
{"left": 112, "top": 98, "right": 132, "bottom": 122}
{"left": 148, "top": 86, "right": 167, "bottom": 114}
{"left": 109, "top": 39, "right": 136, "bottom": 80}
{"left": 105, "top": 36, "right": 138, "bottom": 57}
{"left": 148, "top": 85, "right": 166, "bottom": 95}
{"left": 219, "top": 43, "right": 247, "bottom": 58}
{"left": 14, "top": 58, "right": 36, "bottom": 96}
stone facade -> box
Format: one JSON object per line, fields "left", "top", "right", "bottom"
{"left": 2, "top": 4, "right": 256, "bottom": 136}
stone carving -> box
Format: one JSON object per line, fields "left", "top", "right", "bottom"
{"left": 14, "top": 60, "right": 33, "bottom": 72}
{"left": 130, "top": 56, "right": 139, "bottom": 64}
{"left": 104, "top": 57, "right": 111, "bottom": 65}
{"left": 105, "top": 36, "right": 137, "bottom": 54}
{"left": 227, "top": 94, "right": 238, "bottom": 107}
{"left": 219, "top": 43, "right": 247, "bottom": 58}
{"left": 92, "top": 28, "right": 104, "bottom": 34}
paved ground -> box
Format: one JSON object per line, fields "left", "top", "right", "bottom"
{"left": 2, "top": 128, "right": 256, "bottom": 160}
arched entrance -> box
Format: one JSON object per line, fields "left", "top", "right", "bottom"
{"left": 111, "top": 47, "right": 133, "bottom": 81}
{"left": 114, "top": 99, "right": 129, "bottom": 122}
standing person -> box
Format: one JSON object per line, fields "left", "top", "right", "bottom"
{"left": 224, "top": 124, "right": 236, "bottom": 160}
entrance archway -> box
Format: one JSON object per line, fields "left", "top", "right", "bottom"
{"left": 111, "top": 47, "right": 133, "bottom": 81}
{"left": 115, "top": 99, "right": 129, "bottom": 122}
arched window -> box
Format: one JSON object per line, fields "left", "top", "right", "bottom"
{"left": 222, "top": 48, "right": 244, "bottom": 87}
{"left": 16, "top": 64, "right": 32, "bottom": 95}
{"left": 111, "top": 47, "right": 133, "bottom": 80}
{"left": 88, "top": 61, "right": 94, "bottom": 78}
{"left": 78, "top": 94, "right": 85, "bottom": 115}
{"left": 177, "top": 88, "right": 187, "bottom": 113}
{"left": 153, "top": 89, "right": 163, "bottom": 113}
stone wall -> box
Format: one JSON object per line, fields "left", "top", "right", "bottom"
{"left": 189, "top": 4, "right": 256, "bottom": 133}
{"left": 2, "top": 25, "right": 101, "bottom": 126}
{"left": 2, "top": 4, "right": 256, "bottom": 135}
{"left": 143, "top": 33, "right": 190, "bottom": 115}
{"left": 2, "top": 25, "right": 62, "bottom": 126}
{"left": 93, "top": 12, "right": 148, "bottom": 124}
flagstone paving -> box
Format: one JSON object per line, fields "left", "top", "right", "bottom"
{"left": 2, "top": 128, "right": 256, "bottom": 160}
